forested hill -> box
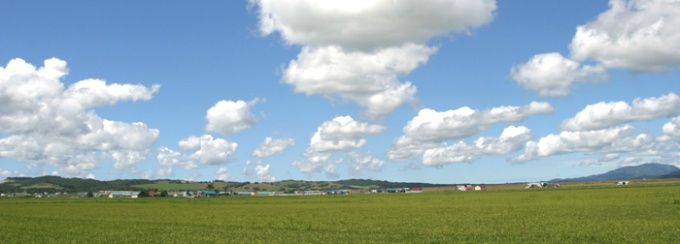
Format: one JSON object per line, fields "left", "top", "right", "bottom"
{"left": 0, "top": 176, "right": 156, "bottom": 193}
{"left": 334, "top": 179, "right": 454, "bottom": 188}
{"left": 550, "top": 163, "right": 679, "bottom": 182}
{"left": 0, "top": 176, "right": 452, "bottom": 194}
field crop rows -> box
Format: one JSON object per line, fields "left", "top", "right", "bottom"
{"left": 1, "top": 184, "right": 679, "bottom": 243}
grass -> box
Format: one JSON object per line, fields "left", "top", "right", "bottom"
{"left": 1, "top": 184, "right": 679, "bottom": 243}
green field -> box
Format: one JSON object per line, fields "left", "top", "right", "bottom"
{"left": 1, "top": 184, "right": 679, "bottom": 243}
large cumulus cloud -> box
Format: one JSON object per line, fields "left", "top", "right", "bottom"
{"left": 0, "top": 58, "right": 160, "bottom": 177}
{"left": 512, "top": 0, "right": 680, "bottom": 96}
{"left": 252, "top": 0, "right": 497, "bottom": 117}
{"left": 561, "top": 93, "right": 680, "bottom": 131}
{"left": 388, "top": 102, "right": 553, "bottom": 162}
{"left": 570, "top": 0, "right": 680, "bottom": 72}
{"left": 515, "top": 93, "right": 680, "bottom": 166}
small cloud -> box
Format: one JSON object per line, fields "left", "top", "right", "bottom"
{"left": 205, "top": 98, "right": 259, "bottom": 136}
{"left": 252, "top": 137, "right": 296, "bottom": 158}
{"left": 510, "top": 52, "right": 608, "bottom": 97}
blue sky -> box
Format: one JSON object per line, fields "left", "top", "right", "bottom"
{"left": 1, "top": 0, "right": 679, "bottom": 184}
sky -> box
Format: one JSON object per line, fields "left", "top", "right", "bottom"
{"left": 1, "top": 0, "right": 680, "bottom": 184}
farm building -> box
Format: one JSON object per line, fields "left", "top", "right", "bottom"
{"left": 617, "top": 181, "right": 630, "bottom": 185}
{"left": 385, "top": 188, "right": 406, "bottom": 193}
{"left": 201, "top": 190, "right": 217, "bottom": 197}
{"left": 236, "top": 192, "right": 255, "bottom": 196}
{"left": 258, "top": 192, "right": 275, "bottom": 196}
{"left": 525, "top": 183, "right": 547, "bottom": 188}
{"left": 108, "top": 191, "right": 140, "bottom": 198}
{"left": 457, "top": 185, "right": 474, "bottom": 191}
{"left": 406, "top": 186, "right": 423, "bottom": 193}
{"left": 324, "top": 189, "right": 350, "bottom": 195}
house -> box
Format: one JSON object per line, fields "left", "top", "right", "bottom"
{"left": 406, "top": 186, "right": 423, "bottom": 193}
{"left": 457, "top": 185, "right": 467, "bottom": 191}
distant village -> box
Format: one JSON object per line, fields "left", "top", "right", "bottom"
{"left": 1, "top": 186, "right": 427, "bottom": 198}
{"left": 0, "top": 179, "right": 635, "bottom": 199}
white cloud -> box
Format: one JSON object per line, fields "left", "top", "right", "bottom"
{"left": 293, "top": 116, "right": 384, "bottom": 174}
{"left": 255, "top": 164, "right": 276, "bottom": 182}
{"left": 600, "top": 153, "right": 621, "bottom": 163}
{"left": 561, "top": 93, "right": 680, "bottom": 131}
{"left": 388, "top": 102, "right": 553, "bottom": 161}
{"left": 252, "top": 0, "right": 497, "bottom": 117}
{"left": 0, "top": 58, "right": 160, "bottom": 177}
{"left": 292, "top": 153, "right": 330, "bottom": 174}
{"left": 475, "top": 125, "right": 534, "bottom": 154}
{"left": 512, "top": 1, "right": 680, "bottom": 96}
{"left": 570, "top": 0, "right": 680, "bottom": 72}
{"left": 512, "top": 125, "right": 636, "bottom": 162}
{"left": 349, "top": 152, "right": 384, "bottom": 174}
{"left": 422, "top": 126, "right": 532, "bottom": 166}
{"left": 283, "top": 44, "right": 430, "bottom": 117}
{"left": 178, "top": 135, "right": 238, "bottom": 165}
{"left": 157, "top": 147, "right": 198, "bottom": 170}
{"left": 663, "top": 116, "right": 680, "bottom": 138}
{"left": 141, "top": 171, "right": 154, "bottom": 180}
{"left": 252, "top": 137, "right": 296, "bottom": 158}
{"left": 216, "top": 167, "right": 232, "bottom": 181}
{"left": 243, "top": 160, "right": 277, "bottom": 182}
{"left": 62, "top": 79, "right": 160, "bottom": 108}
{"left": 307, "top": 116, "right": 385, "bottom": 154}
{"left": 510, "top": 52, "right": 608, "bottom": 97}
{"left": 110, "top": 150, "right": 149, "bottom": 170}
{"left": 0, "top": 168, "right": 16, "bottom": 178}
{"left": 205, "top": 99, "right": 259, "bottom": 136}
{"left": 324, "top": 160, "right": 341, "bottom": 178}
{"left": 252, "top": 0, "right": 497, "bottom": 51}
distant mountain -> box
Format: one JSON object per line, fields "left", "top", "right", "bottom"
{"left": 550, "top": 163, "right": 680, "bottom": 182}
{"left": 659, "top": 169, "right": 680, "bottom": 179}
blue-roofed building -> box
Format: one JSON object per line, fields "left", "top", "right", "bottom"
{"left": 201, "top": 190, "right": 217, "bottom": 198}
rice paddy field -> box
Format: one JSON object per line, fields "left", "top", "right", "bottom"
{"left": 1, "top": 183, "right": 679, "bottom": 243}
